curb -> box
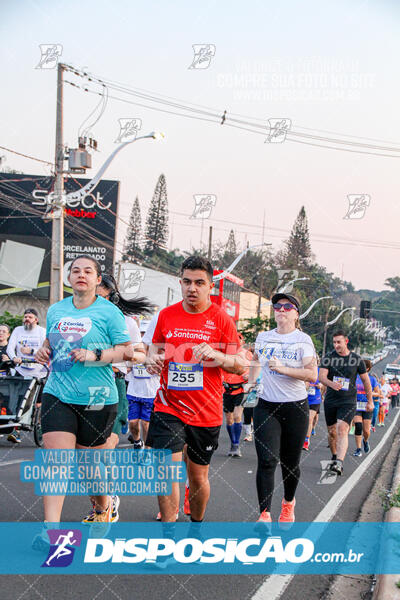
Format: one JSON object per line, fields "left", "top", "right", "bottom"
{"left": 374, "top": 444, "right": 400, "bottom": 600}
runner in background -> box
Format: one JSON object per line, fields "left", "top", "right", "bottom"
{"left": 320, "top": 330, "right": 373, "bottom": 476}
{"left": 389, "top": 377, "right": 400, "bottom": 409}
{"left": 379, "top": 376, "right": 391, "bottom": 426}
{"left": 126, "top": 319, "right": 159, "bottom": 449}
{"left": 353, "top": 359, "right": 379, "bottom": 457}
{"left": 6, "top": 308, "right": 47, "bottom": 443}
{"left": 82, "top": 273, "right": 152, "bottom": 524}
{"left": 303, "top": 358, "right": 323, "bottom": 451}
{"left": 223, "top": 333, "right": 251, "bottom": 458}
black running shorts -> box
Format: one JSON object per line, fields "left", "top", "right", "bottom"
{"left": 324, "top": 401, "right": 356, "bottom": 426}
{"left": 146, "top": 411, "right": 220, "bottom": 465}
{"left": 223, "top": 392, "right": 244, "bottom": 413}
{"left": 308, "top": 403, "right": 321, "bottom": 414}
{"left": 41, "top": 393, "right": 117, "bottom": 447}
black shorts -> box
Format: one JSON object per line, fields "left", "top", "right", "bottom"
{"left": 223, "top": 392, "right": 244, "bottom": 413}
{"left": 324, "top": 401, "right": 356, "bottom": 426}
{"left": 146, "top": 411, "right": 220, "bottom": 465}
{"left": 41, "top": 393, "right": 117, "bottom": 447}
{"left": 308, "top": 403, "right": 321, "bottom": 414}
{"left": 355, "top": 410, "right": 373, "bottom": 420}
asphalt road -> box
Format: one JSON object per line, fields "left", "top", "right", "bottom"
{"left": 0, "top": 350, "right": 398, "bottom": 600}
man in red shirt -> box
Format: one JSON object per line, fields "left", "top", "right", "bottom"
{"left": 146, "top": 255, "right": 246, "bottom": 522}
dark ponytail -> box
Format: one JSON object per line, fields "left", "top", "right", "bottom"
{"left": 100, "top": 273, "right": 154, "bottom": 316}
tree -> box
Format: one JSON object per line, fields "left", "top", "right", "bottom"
{"left": 144, "top": 174, "right": 169, "bottom": 254}
{"left": 283, "top": 206, "right": 313, "bottom": 269}
{"left": 226, "top": 230, "right": 237, "bottom": 255}
{"left": 122, "top": 196, "right": 142, "bottom": 261}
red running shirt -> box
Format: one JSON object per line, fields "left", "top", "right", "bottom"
{"left": 152, "top": 301, "right": 241, "bottom": 426}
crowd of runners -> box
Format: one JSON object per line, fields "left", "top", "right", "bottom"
{"left": 1, "top": 254, "right": 398, "bottom": 536}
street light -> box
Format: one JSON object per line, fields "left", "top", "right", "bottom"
{"left": 278, "top": 277, "right": 309, "bottom": 294}
{"left": 299, "top": 296, "right": 332, "bottom": 320}
{"left": 322, "top": 307, "right": 356, "bottom": 356}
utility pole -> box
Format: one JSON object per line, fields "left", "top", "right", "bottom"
{"left": 257, "top": 211, "right": 266, "bottom": 318}
{"left": 50, "top": 62, "right": 65, "bottom": 304}
{"left": 207, "top": 226, "right": 213, "bottom": 261}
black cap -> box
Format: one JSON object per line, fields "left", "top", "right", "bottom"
{"left": 271, "top": 293, "right": 300, "bottom": 312}
{"left": 24, "top": 308, "right": 39, "bottom": 318}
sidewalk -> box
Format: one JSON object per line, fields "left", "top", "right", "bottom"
{"left": 374, "top": 441, "right": 400, "bottom": 600}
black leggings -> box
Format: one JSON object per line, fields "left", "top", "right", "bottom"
{"left": 253, "top": 398, "right": 309, "bottom": 513}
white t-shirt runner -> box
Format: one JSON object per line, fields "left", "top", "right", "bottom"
{"left": 126, "top": 313, "right": 160, "bottom": 399}
{"left": 255, "top": 328, "right": 316, "bottom": 403}
{"left": 6, "top": 325, "right": 47, "bottom": 379}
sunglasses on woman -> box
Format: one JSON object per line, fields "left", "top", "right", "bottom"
{"left": 273, "top": 302, "right": 298, "bottom": 312}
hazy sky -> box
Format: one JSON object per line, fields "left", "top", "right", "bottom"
{"left": 1, "top": 0, "right": 399, "bottom": 291}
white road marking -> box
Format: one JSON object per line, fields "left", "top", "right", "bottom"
{"left": 0, "top": 459, "right": 27, "bottom": 467}
{"left": 251, "top": 409, "right": 400, "bottom": 600}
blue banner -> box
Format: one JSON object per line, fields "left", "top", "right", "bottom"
{"left": 1, "top": 522, "right": 399, "bottom": 574}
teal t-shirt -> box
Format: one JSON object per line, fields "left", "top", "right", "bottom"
{"left": 43, "top": 296, "right": 131, "bottom": 406}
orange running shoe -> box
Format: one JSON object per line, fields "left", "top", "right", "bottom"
{"left": 279, "top": 498, "right": 295, "bottom": 529}
{"left": 257, "top": 509, "right": 272, "bottom": 523}
{"left": 184, "top": 485, "right": 191, "bottom": 516}
{"left": 302, "top": 439, "right": 310, "bottom": 451}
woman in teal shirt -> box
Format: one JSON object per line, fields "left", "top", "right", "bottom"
{"left": 35, "top": 255, "right": 146, "bottom": 529}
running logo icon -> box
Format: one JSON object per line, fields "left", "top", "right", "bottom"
{"left": 115, "top": 118, "right": 142, "bottom": 143}
{"left": 121, "top": 268, "right": 146, "bottom": 295}
{"left": 265, "top": 118, "right": 291, "bottom": 143}
{"left": 188, "top": 44, "right": 216, "bottom": 69}
{"left": 42, "top": 529, "right": 82, "bottom": 568}
{"left": 190, "top": 195, "right": 217, "bottom": 219}
{"left": 343, "top": 194, "right": 371, "bottom": 220}
{"left": 36, "top": 44, "right": 63, "bottom": 69}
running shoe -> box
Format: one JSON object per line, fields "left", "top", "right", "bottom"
{"left": 228, "top": 443, "right": 235, "bottom": 457}
{"left": 243, "top": 433, "right": 253, "bottom": 442}
{"left": 363, "top": 440, "right": 370, "bottom": 454}
{"left": 371, "top": 426, "right": 376, "bottom": 432}
{"left": 349, "top": 426, "right": 355, "bottom": 435}
{"left": 257, "top": 509, "right": 272, "bottom": 523}
{"left": 311, "top": 428, "right": 316, "bottom": 436}
{"left": 89, "top": 499, "right": 113, "bottom": 538}
{"left": 353, "top": 448, "right": 362, "bottom": 457}
{"left": 231, "top": 444, "right": 242, "bottom": 458}
{"left": 133, "top": 439, "right": 144, "bottom": 449}
{"left": 82, "top": 499, "right": 96, "bottom": 524}
{"left": 7, "top": 430, "right": 21, "bottom": 444}
{"left": 156, "top": 509, "right": 179, "bottom": 521}
{"left": 83, "top": 496, "right": 119, "bottom": 524}
{"left": 302, "top": 439, "right": 309, "bottom": 451}
{"left": 32, "top": 523, "right": 50, "bottom": 552}
{"left": 329, "top": 461, "right": 343, "bottom": 476}
{"left": 278, "top": 498, "right": 296, "bottom": 529}
{"left": 111, "top": 495, "right": 120, "bottom": 522}
{"left": 184, "top": 485, "right": 191, "bottom": 516}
